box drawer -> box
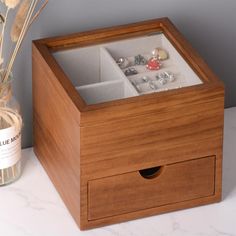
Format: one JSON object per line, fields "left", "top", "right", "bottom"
{"left": 88, "top": 156, "right": 215, "bottom": 220}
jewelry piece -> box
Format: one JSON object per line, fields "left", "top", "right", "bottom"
{"left": 124, "top": 67, "right": 138, "bottom": 76}
{"left": 131, "top": 76, "right": 150, "bottom": 87}
{"left": 149, "top": 81, "right": 158, "bottom": 90}
{"left": 116, "top": 57, "right": 130, "bottom": 69}
{"left": 152, "top": 48, "right": 169, "bottom": 60}
{"left": 156, "top": 72, "right": 168, "bottom": 85}
{"left": 141, "top": 76, "right": 150, "bottom": 82}
{"left": 169, "top": 74, "right": 175, "bottom": 82}
{"left": 160, "top": 72, "right": 168, "bottom": 79}
{"left": 146, "top": 57, "right": 161, "bottom": 70}
{"left": 164, "top": 71, "right": 176, "bottom": 82}
{"left": 156, "top": 71, "right": 176, "bottom": 85}
{"left": 158, "top": 77, "right": 168, "bottom": 85}
{"left": 134, "top": 54, "right": 147, "bottom": 65}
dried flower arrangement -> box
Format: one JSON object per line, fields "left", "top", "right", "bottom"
{"left": 0, "top": 0, "right": 48, "bottom": 185}
{"left": 0, "top": 0, "right": 48, "bottom": 81}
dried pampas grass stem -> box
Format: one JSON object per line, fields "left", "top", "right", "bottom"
{"left": 4, "top": 0, "right": 38, "bottom": 82}
{"left": 29, "top": 0, "right": 48, "bottom": 27}
{"left": 3, "top": 0, "right": 48, "bottom": 83}
{"left": 3, "top": 0, "right": 20, "bottom": 9}
{"left": 0, "top": 8, "right": 9, "bottom": 62}
{"left": 11, "top": 0, "right": 31, "bottom": 43}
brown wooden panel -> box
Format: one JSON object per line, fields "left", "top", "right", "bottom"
{"left": 40, "top": 18, "right": 165, "bottom": 51}
{"left": 34, "top": 119, "right": 82, "bottom": 227}
{"left": 33, "top": 43, "right": 82, "bottom": 152}
{"left": 33, "top": 43, "right": 83, "bottom": 227}
{"left": 80, "top": 83, "right": 223, "bottom": 126}
{"left": 82, "top": 194, "right": 221, "bottom": 229}
{"left": 88, "top": 156, "right": 215, "bottom": 220}
{"left": 81, "top": 89, "right": 224, "bottom": 167}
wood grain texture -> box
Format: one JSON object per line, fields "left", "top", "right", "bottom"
{"left": 32, "top": 43, "right": 83, "bottom": 227}
{"left": 32, "top": 18, "right": 224, "bottom": 230}
{"left": 88, "top": 156, "right": 215, "bottom": 220}
{"left": 82, "top": 194, "right": 221, "bottom": 230}
{"left": 38, "top": 18, "right": 166, "bottom": 51}
{"left": 80, "top": 87, "right": 224, "bottom": 166}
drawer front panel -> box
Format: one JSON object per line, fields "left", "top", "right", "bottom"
{"left": 88, "top": 156, "right": 215, "bottom": 220}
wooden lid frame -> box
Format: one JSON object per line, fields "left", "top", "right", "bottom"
{"left": 33, "top": 17, "right": 224, "bottom": 126}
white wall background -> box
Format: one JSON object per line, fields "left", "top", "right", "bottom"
{"left": 5, "top": 0, "right": 236, "bottom": 147}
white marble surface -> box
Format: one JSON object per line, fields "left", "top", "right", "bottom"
{"left": 0, "top": 108, "right": 236, "bottom": 236}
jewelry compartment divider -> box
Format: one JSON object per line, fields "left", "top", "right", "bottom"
{"left": 53, "top": 46, "right": 138, "bottom": 104}
{"left": 76, "top": 80, "right": 133, "bottom": 105}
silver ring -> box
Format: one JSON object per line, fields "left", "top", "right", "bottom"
{"left": 164, "top": 71, "right": 176, "bottom": 82}
{"left": 116, "top": 57, "right": 130, "bottom": 69}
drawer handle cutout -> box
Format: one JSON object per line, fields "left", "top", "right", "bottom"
{"left": 139, "top": 166, "right": 163, "bottom": 179}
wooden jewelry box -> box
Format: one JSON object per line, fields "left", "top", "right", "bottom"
{"left": 32, "top": 18, "right": 224, "bottom": 230}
